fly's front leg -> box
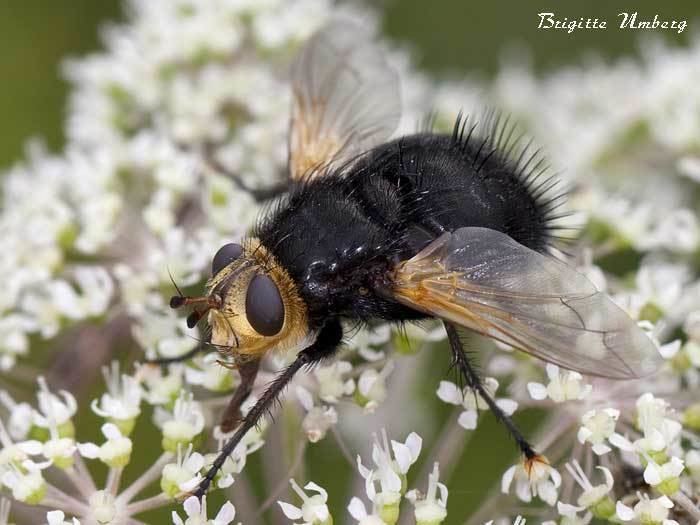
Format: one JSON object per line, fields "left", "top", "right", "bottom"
{"left": 193, "top": 318, "right": 343, "bottom": 499}
{"left": 220, "top": 358, "right": 260, "bottom": 433}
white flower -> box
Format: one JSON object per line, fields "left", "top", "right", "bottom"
{"left": 347, "top": 325, "right": 392, "bottom": 361}
{"left": 131, "top": 309, "right": 197, "bottom": 361}
{"left": 527, "top": 364, "right": 591, "bottom": 403}
{"left": 347, "top": 497, "right": 385, "bottom": 525}
{"left": 577, "top": 408, "right": 621, "bottom": 455}
{"left": 616, "top": 494, "right": 676, "bottom": 525}
{"left": 41, "top": 426, "right": 76, "bottom": 470}
{"left": 184, "top": 353, "right": 235, "bottom": 393}
{"left": 91, "top": 362, "right": 142, "bottom": 435}
{"left": 643, "top": 209, "right": 700, "bottom": 253}
{"left": 501, "top": 455, "right": 561, "bottom": 506}
{"left": 77, "top": 423, "right": 132, "bottom": 468}
{"left": 172, "top": 496, "right": 236, "bottom": 525}
{"left": 356, "top": 360, "right": 394, "bottom": 413}
{"left": 610, "top": 428, "right": 670, "bottom": 464}
{"left": 161, "top": 444, "right": 205, "bottom": 497}
{"left": 87, "top": 491, "right": 118, "bottom": 524}
{"left": 139, "top": 364, "right": 184, "bottom": 406}
{"left": 278, "top": 479, "right": 331, "bottom": 525}
{"left": 46, "top": 510, "right": 81, "bottom": 525}
{"left": 613, "top": 393, "right": 683, "bottom": 458}
{"left": 563, "top": 461, "right": 616, "bottom": 520}
{"left": 0, "top": 391, "right": 33, "bottom": 440}
{"left": 314, "top": 361, "right": 355, "bottom": 403}
{"left": 356, "top": 430, "right": 422, "bottom": 523}
{"left": 405, "top": 463, "right": 448, "bottom": 525}
{"left": 207, "top": 416, "right": 265, "bottom": 489}
{"left": 437, "top": 378, "right": 517, "bottom": 430}
{"left": 296, "top": 386, "right": 338, "bottom": 443}
{"left": 643, "top": 456, "right": 685, "bottom": 495}
{"left": 1, "top": 460, "right": 49, "bottom": 504}
{"left": 0, "top": 314, "right": 32, "bottom": 370}
{"left": 0, "top": 418, "right": 42, "bottom": 467}
{"left": 32, "top": 377, "right": 77, "bottom": 431}
{"left": 161, "top": 392, "right": 205, "bottom": 453}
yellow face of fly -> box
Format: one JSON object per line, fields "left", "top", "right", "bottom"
{"left": 205, "top": 239, "right": 309, "bottom": 359}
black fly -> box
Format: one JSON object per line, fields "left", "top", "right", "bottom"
{"left": 165, "top": 20, "right": 661, "bottom": 498}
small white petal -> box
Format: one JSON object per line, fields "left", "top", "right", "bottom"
{"left": 527, "top": 382, "right": 548, "bottom": 400}
{"left": 296, "top": 386, "right": 314, "bottom": 412}
{"left": 550, "top": 468, "right": 562, "bottom": 488}
{"left": 591, "top": 443, "right": 612, "bottom": 455}
{"left": 436, "top": 381, "right": 461, "bottom": 404}
{"left": 658, "top": 495, "right": 674, "bottom": 508}
{"left": 616, "top": 501, "right": 635, "bottom": 521}
{"left": 217, "top": 474, "right": 234, "bottom": 489}
{"left": 557, "top": 502, "right": 584, "bottom": 517}
{"left": 577, "top": 426, "right": 592, "bottom": 444}
{"left": 391, "top": 442, "right": 413, "bottom": 473}
{"left": 304, "top": 481, "right": 328, "bottom": 501}
{"left": 77, "top": 443, "right": 100, "bottom": 458}
{"left": 347, "top": 497, "right": 368, "bottom": 519}
{"left": 495, "top": 399, "right": 518, "bottom": 415}
{"left": 213, "top": 501, "right": 235, "bottom": 525}
{"left": 501, "top": 466, "right": 516, "bottom": 493}
{"left": 458, "top": 409, "right": 478, "bottom": 430}
{"left": 278, "top": 501, "right": 303, "bottom": 520}
{"left": 538, "top": 482, "right": 558, "bottom": 506}
{"left": 101, "top": 423, "right": 122, "bottom": 440}
{"left": 179, "top": 475, "right": 203, "bottom": 492}
{"left": 545, "top": 363, "right": 559, "bottom": 379}
{"left": 404, "top": 432, "right": 423, "bottom": 460}
{"left": 183, "top": 496, "right": 201, "bottom": 517}
{"left": 608, "top": 433, "right": 634, "bottom": 451}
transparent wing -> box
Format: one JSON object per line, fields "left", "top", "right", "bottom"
{"left": 390, "top": 227, "right": 661, "bottom": 379}
{"left": 288, "top": 20, "right": 401, "bottom": 181}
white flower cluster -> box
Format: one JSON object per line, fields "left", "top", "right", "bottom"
{"left": 0, "top": 364, "right": 262, "bottom": 522}
{"left": 426, "top": 36, "right": 700, "bottom": 525}
{"left": 0, "top": 0, "right": 380, "bottom": 372}
{"left": 278, "top": 429, "right": 448, "bottom": 525}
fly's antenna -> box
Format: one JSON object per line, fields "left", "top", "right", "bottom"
{"left": 168, "top": 269, "right": 222, "bottom": 328}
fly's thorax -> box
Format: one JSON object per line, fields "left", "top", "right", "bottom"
{"left": 205, "top": 238, "right": 309, "bottom": 358}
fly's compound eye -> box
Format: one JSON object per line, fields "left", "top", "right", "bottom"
{"left": 212, "top": 243, "right": 243, "bottom": 275}
{"left": 245, "top": 274, "right": 284, "bottom": 336}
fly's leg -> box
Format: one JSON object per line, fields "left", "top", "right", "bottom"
{"left": 193, "top": 318, "right": 343, "bottom": 499}
{"left": 445, "top": 322, "right": 537, "bottom": 459}
{"left": 220, "top": 358, "right": 261, "bottom": 433}
{"left": 203, "top": 143, "right": 288, "bottom": 202}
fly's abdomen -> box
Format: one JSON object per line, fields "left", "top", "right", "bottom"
{"left": 353, "top": 118, "right": 563, "bottom": 254}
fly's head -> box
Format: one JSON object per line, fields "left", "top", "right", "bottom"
{"left": 171, "top": 239, "right": 309, "bottom": 358}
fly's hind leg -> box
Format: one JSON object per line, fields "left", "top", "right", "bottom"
{"left": 220, "top": 358, "right": 260, "bottom": 433}
{"left": 444, "top": 322, "right": 537, "bottom": 459}
{"left": 203, "top": 143, "right": 288, "bottom": 202}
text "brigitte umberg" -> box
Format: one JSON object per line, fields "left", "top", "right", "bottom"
{"left": 537, "top": 12, "right": 687, "bottom": 34}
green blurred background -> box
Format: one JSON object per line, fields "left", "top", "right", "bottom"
{"left": 1, "top": 1, "right": 698, "bottom": 523}
{"left": 2, "top": 0, "right": 699, "bottom": 169}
